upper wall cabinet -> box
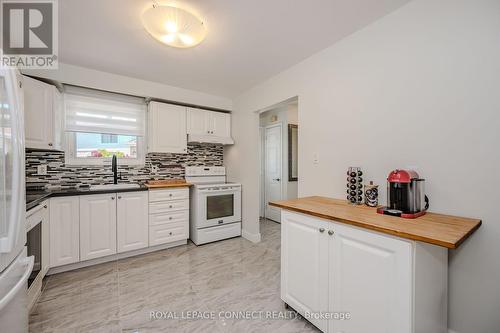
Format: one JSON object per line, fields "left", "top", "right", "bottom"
{"left": 187, "top": 108, "right": 233, "bottom": 145}
{"left": 23, "top": 75, "right": 64, "bottom": 150}
{"left": 148, "top": 101, "right": 187, "bottom": 154}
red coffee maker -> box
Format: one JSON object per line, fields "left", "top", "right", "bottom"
{"left": 377, "top": 169, "right": 429, "bottom": 219}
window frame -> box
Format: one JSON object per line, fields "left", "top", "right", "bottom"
{"left": 64, "top": 132, "right": 146, "bottom": 166}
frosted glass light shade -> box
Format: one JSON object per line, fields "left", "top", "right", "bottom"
{"left": 142, "top": 5, "right": 206, "bottom": 48}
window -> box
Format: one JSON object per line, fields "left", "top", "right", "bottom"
{"left": 100, "top": 134, "right": 118, "bottom": 144}
{"left": 64, "top": 87, "right": 146, "bottom": 166}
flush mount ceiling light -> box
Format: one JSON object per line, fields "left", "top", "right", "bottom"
{"left": 142, "top": 3, "right": 206, "bottom": 48}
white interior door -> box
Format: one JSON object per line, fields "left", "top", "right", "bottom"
{"left": 264, "top": 124, "right": 282, "bottom": 222}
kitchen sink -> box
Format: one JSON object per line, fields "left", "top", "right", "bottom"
{"left": 89, "top": 183, "right": 141, "bottom": 191}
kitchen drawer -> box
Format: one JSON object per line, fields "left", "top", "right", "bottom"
{"left": 149, "top": 199, "right": 189, "bottom": 214}
{"left": 26, "top": 200, "right": 49, "bottom": 231}
{"left": 149, "top": 210, "right": 189, "bottom": 226}
{"left": 149, "top": 222, "right": 188, "bottom": 246}
{"left": 149, "top": 188, "right": 189, "bottom": 203}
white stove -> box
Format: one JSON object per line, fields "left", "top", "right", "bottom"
{"left": 185, "top": 166, "right": 241, "bottom": 245}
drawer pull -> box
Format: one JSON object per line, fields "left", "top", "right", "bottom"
{"left": 43, "top": 205, "right": 48, "bottom": 209}
{"left": 169, "top": 217, "right": 173, "bottom": 220}
{"left": 328, "top": 230, "right": 334, "bottom": 236}
{"left": 319, "top": 228, "right": 325, "bottom": 233}
{"left": 169, "top": 232, "right": 173, "bottom": 235}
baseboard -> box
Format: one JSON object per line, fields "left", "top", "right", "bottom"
{"left": 47, "top": 240, "right": 187, "bottom": 275}
{"left": 242, "top": 229, "right": 261, "bottom": 243}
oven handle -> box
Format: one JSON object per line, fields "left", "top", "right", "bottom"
{"left": 198, "top": 189, "right": 241, "bottom": 194}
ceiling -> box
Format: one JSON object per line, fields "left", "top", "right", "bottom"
{"left": 59, "top": 0, "right": 411, "bottom": 98}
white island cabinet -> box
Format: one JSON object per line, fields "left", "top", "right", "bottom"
{"left": 281, "top": 210, "right": 448, "bottom": 333}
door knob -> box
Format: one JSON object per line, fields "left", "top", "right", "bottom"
{"left": 273, "top": 178, "right": 281, "bottom": 182}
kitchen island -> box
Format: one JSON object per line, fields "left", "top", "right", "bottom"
{"left": 269, "top": 196, "right": 481, "bottom": 333}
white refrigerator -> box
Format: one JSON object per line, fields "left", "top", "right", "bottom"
{"left": 0, "top": 66, "right": 33, "bottom": 332}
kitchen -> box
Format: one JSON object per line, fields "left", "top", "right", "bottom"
{"left": 0, "top": 1, "right": 499, "bottom": 333}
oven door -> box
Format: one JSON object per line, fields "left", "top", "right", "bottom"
{"left": 197, "top": 188, "right": 241, "bottom": 228}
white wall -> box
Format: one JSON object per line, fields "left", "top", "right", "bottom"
{"left": 23, "top": 63, "right": 232, "bottom": 110}
{"left": 225, "top": 0, "right": 500, "bottom": 332}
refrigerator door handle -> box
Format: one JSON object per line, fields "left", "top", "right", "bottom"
{"left": 0, "top": 68, "right": 24, "bottom": 254}
{"left": 0, "top": 256, "right": 33, "bottom": 312}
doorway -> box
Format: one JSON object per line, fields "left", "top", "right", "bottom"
{"left": 259, "top": 98, "right": 298, "bottom": 223}
{"left": 264, "top": 123, "right": 282, "bottom": 222}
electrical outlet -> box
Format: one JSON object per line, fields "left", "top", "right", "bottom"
{"left": 37, "top": 165, "right": 48, "bottom": 175}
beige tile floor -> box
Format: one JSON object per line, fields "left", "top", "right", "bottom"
{"left": 29, "top": 219, "right": 319, "bottom": 332}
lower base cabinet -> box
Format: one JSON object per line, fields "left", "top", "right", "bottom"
{"left": 148, "top": 188, "right": 189, "bottom": 246}
{"left": 49, "top": 197, "right": 80, "bottom": 268}
{"left": 80, "top": 194, "right": 117, "bottom": 261}
{"left": 281, "top": 210, "right": 448, "bottom": 333}
{"left": 117, "top": 191, "right": 149, "bottom": 252}
{"left": 49, "top": 191, "right": 151, "bottom": 268}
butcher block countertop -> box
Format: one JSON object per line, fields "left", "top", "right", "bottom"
{"left": 269, "top": 196, "right": 481, "bottom": 249}
{"left": 145, "top": 180, "right": 193, "bottom": 189}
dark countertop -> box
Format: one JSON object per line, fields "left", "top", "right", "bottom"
{"left": 26, "top": 184, "right": 148, "bottom": 211}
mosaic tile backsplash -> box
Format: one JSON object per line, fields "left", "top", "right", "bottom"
{"left": 26, "top": 144, "right": 223, "bottom": 190}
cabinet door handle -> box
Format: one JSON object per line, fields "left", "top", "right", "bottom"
{"left": 111, "top": 197, "right": 115, "bottom": 200}
{"left": 43, "top": 205, "right": 47, "bottom": 209}
{"left": 319, "top": 228, "right": 325, "bottom": 233}
{"left": 118, "top": 196, "right": 122, "bottom": 199}
{"left": 48, "top": 143, "right": 53, "bottom": 147}
{"left": 328, "top": 230, "right": 334, "bottom": 236}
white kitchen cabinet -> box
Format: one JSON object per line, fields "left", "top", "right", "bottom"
{"left": 49, "top": 197, "right": 80, "bottom": 267}
{"left": 281, "top": 210, "right": 447, "bottom": 333}
{"left": 117, "top": 191, "right": 149, "bottom": 253}
{"left": 148, "top": 188, "right": 189, "bottom": 246}
{"left": 186, "top": 108, "right": 209, "bottom": 135}
{"left": 329, "top": 222, "right": 412, "bottom": 333}
{"left": 148, "top": 101, "right": 187, "bottom": 154}
{"left": 80, "top": 194, "right": 117, "bottom": 261}
{"left": 23, "top": 75, "right": 63, "bottom": 150}
{"left": 187, "top": 108, "right": 233, "bottom": 144}
{"left": 281, "top": 211, "right": 330, "bottom": 332}
{"left": 209, "top": 111, "right": 231, "bottom": 138}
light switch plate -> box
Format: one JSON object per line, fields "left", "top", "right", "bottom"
{"left": 37, "top": 164, "right": 48, "bottom": 175}
{"left": 313, "top": 153, "right": 320, "bottom": 165}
